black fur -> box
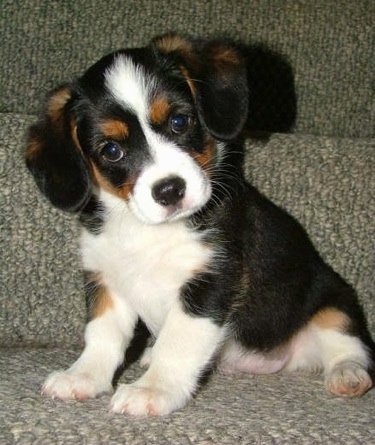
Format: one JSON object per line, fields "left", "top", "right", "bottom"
{"left": 26, "top": 87, "right": 92, "bottom": 212}
{"left": 188, "top": 178, "right": 374, "bottom": 353}
{"left": 157, "top": 36, "right": 372, "bottom": 354}
{"left": 26, "top": 33, "right": 374, "bottom": 388}
{"left": 79, "top": 196, "right": 105, "bottom": 235}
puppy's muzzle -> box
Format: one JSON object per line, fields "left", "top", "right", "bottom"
{"left": 152, "top": 176, "right": 186, "bottom": 207}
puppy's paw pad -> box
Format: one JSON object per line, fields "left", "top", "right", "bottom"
{"left": 110, "top": 384, "right": 178, "bottom": 416}
{"left": 41, "top": 371, "right": 109, "bottom": 401}
{"left": 326, "top": 362, "right": 372, "bottom": 397}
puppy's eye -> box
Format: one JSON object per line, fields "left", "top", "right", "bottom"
{"left": 170, "top": 114, "right": 192, "bottom": 134}
{"left": 101, "top": 142, "right": 124, "bottom": 163}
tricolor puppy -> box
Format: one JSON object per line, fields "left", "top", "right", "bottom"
{"left": 26, "top": 33, "right": 374, "bottom": 416}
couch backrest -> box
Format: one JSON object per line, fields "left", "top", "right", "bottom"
{"left": 1, "top": 0, "right": 374, "bottom": 138}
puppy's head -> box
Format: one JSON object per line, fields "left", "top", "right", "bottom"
{"left": 26, "top": 33, "right": 248, "bottom": 224}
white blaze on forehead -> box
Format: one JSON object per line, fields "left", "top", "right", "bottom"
{"left": 103, "top": 53, "right": 213, "bottom": 225}
{"left": 104, "top": 55, "right": 153, "bottom": 119}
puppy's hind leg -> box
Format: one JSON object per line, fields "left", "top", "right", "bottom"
{"left": 326, "top": 359, "right": 372, "bottom": 397}
{"left": 286, "top": 308, "right": 373, "bottom": 397}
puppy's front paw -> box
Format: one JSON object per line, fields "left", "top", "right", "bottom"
{"left": 326, "top": 361, "right": 372, "bottom": 397}
{"left": 110, "top": 383, "right": 185, "bottom": 416}
{"left": 139, "top": 347, "right": 153, "bottom": 369}
{"left": 42, "top": 371, "right": 111, "bottom": 401}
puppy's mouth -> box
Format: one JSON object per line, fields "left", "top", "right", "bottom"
{"left": 164, "top": 203, "right": 185, "bottom": 220}
{"left": 129, "top": 177, "right": 212, "bottom": 225}
{"left": 162, "top": 198, "right": 207, "bottom": 223}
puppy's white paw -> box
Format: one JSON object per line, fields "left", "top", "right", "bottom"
{"left": 326, "top": 361, "right": 372, "bottom": 397}
{"left": 110, "top": 383, "right": 185, "bottom": 416}
{"left": 41, "top": 371, "right": 111, "bottom": 401}
{"left": 139, "top": 347, "right": 153, "bottom": 369}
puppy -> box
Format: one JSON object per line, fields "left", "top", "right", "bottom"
{"left": 26, "top": 33, "right": 374, "bottom": 416}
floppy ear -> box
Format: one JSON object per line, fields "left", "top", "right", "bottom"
{"left": 153, "top": 34, "right": 249, "bottom": 140}
{"left": 26, "top": 86, "right": 91, "bottom": 212}
{"left": 193, "top": 40, "right": 249, "bottom": 140}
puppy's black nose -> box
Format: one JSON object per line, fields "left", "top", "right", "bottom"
{"left": 152, "top": 176, "right": 186, "bottom": 207}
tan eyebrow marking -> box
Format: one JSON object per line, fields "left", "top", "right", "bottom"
{"left": 149, "top": 96, "right": 171, "bottom": 125}
{"left": 99, "top": 119, "right": 129, "bottom": 140}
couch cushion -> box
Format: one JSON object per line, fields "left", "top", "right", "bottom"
{"left": 1, "top": 113, "right": 374, "bottom": 346}
{"left": 0, "top": 348, "right": 374, "bottom": 444}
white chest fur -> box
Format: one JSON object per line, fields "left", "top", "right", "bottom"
{"left": 80, "top": 192, "right": 213, "bottom": 335}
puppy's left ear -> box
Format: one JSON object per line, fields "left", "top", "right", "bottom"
{"left": 154, "top": 34, "right": 248, "bottom": 140}
{"left": 193, "top": 40, "right": 249, "bottom": 141}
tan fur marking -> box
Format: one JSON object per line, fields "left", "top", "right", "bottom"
{"left": 99, "top": 120, "right": 129, "bottom": 140}
{"left": 312, "top": 308, "right": 350, "bottom": 332}
{"left": 117, "top": 181, "right": 135, "bottom": 200}
{"left": 27, "top": 87, "right": 72, "bottom": 162}
{"left": 154, "top": 33, "right": 200, "bottom": 72}
{"left": 149, "top": 96, "right": 171, "bottom": 125}
{"left": 154, "top": 33, "right": 193, "bottom": 56}
{"left": 26, "top": 137, "right": 42, "bottom": 162}
{"left": 71, "top": 121, "right": 82, "bottom": 151}
{"left": 90, "top": 281, "right": 114, "bottom": 319}
{"left": 47, "top": 87, "right": 72, "bottom": 125}
{"left": 154, "top": 34, "right": 197, "bottom": 95}
{"left": 90, "top": 160, "right": 135, "bottom": 201}
{"left": 90, "top": 161, "right": 109, "bottom": 189}
{"left": 192, "top": 137, "right": 215, "bottom": 175}
{"left": 210, "top": 45, "right": 242, "bottom": 69}
{"left": 179, "top": 65, "right": 196, "bottom": 97}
